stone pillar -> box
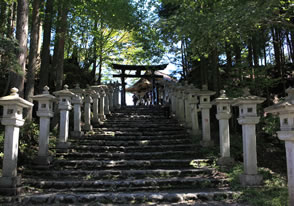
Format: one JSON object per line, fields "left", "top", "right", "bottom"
{"left": 184, "top": 89, "right": 193, "bottom": 129}
{"left": 98, "top": 87, "right": 106, "bottom": 120}
{"left": 108, "top": 85, "right": 114, "bottom": 111}
{"left": 265, "top": 87, "right": 294, "bottom": 204}
{"left": 71, "top": 94, "right": 84, "bottom": 137}
{"left": 188, "top": 88, "right": 201, "bottom": 137}
{"left": 91, "top": 85, "right": 102, "bottom": 124}
{"left": 83, "top": 94, "right": 93, "bottom": 131}
{"left": 53, "top": 85, "right": 75, "bottom": 150}
{"left": 233, "top": 88, "right": 265, "bottom": 186}
{"left": 198, "top": 85, "right": 216, "bottom": 147}
{"left": 214, "top": 90, "right": 234, "bottom": 166}
{"left": 113, "top": 82, "right": 120, "bottom": 109}
{"left": 176, "top": 86, "right": 185, "bottom": 122}
{"left": 92, "top": 91, "right": 100, "bottom": 124}
{"left": 32, "top": 86, "right": 56, "bottom": 165}
{"left": 0, "top": 88, "right": 33, "bottom": 195}
{"left": 170, "top": 85, "right": 177, "bottom": 115}
{"left": 104, "top": 86, "right": 110, "bottom": 115}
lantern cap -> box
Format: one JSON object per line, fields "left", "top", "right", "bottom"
{"left": 53, "top": 85, "right": 75, "bottom": 97}
{"left": 265, "top": 87, "right": 294, "bottom": 114}
{"left": 0, "top": 87, "right": 33, "bottom": 108}
{"left": 233, "top": 88, "right": 265, "bottom": 106}
{"left": 32, "top": 86, "right": 56, "bottom": 101}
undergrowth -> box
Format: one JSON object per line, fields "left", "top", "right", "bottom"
{"left": 225, "top": 164, "right": 288, "bottom": 206}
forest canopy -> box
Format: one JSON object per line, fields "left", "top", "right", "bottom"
{"left": 0, "top": 0, "right": 293, "bottom": 114}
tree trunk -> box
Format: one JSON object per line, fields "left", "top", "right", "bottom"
{"left": 234, "top": 44, "right": 242, "bottom": 81}
{"left": 6, "top": 2, "right": 16, "bottom": 37}
{"left": 10, "top": 0, "right": 29, "bottom": 97}
{"left": 52, "top": 1, "right": 68, "bottom": 91}
{"left": 211, "top": 48, "right": 219, "bottom": 94}
{"left": 247, "top": 38, "right": 254, "bottom": 80}
{"left": 25, "top": 0, "right": 41, "bottom": 120}
{"left": 97, "top": 53, "right": 103, "bottom": 85}
{"left": 91, "top": 21, "right": 98, "bottom": 84}
{"left": 0, "top": 0, "right": 7, "bottom": 34}
{"left": 225, "top": 42, "right": 232, "bottom": 72}
{"left": 39, "top": 0, "right": 54, "bottom": 92}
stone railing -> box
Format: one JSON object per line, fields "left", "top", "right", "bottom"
{"left": 162, "top": 80, "right": 294, "bottom": 205}
{"left": 0, "top": 83, "right": 120, "bottom": 195}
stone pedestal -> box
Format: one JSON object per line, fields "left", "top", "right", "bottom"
{"left": 71, "top": 94, "right": 84, "bottom": 137}
{"left": 32, "top": 86, "right": 56, "bottom": 165}
{"left": 83, "top": 95, "right": 93, "bottom": 131}
{"left": 214, "top": 90, "right": 234, "bottom": 166}
{"left": 234, "top": 88, "right": 265, "bottom": 186}
{"left": 265, "top": 87, "right": 294, "bottom": 204}
{"left": 53, "top": 85, "right": 74, "bottom": 150}
{"left": 198, "top": 85, "right": 216, "bottom": 147}
{"left": 0, "top": 88, "right": 33, "bottom": 195}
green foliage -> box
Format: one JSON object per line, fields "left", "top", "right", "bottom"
{"left": 19, "top": 121, "right": 39, "bottom": 163}
{"left": 0, "top": 36, "right": 21, "bottom": 75}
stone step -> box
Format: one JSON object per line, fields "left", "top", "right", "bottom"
{"left": 23, "top": 168, "right": 214, "bottom": 180}
{"left": 1, "top": 190, "right": 237, "bottom": 205}
{"left": 69, "top": 144, "right": 197, "bottom": 153}
{"left": 80, "top": 133, "right": 190, "bottom": 141}
{"left": 96, "top": 130, "right": 187, "bottom": 136}
{"left": 23, "top": 176, "right": 228, "bottom": 192}
{"left": 99, "top": 127, "right": 185, "bottom": 132}
{"left": 55, "top": 150, "right": 198, "bottom": 160}
{"left": 100, "top": 122, "right": 181, "bottom": 127}
{"left": 69, "top": 139, "right": 192, "bottom": 147}
{"left": 52, "top": 159, "right": 212, "bottom": 170}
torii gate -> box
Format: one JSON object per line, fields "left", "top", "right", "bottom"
{"left": 112, "top": 64, "right": 168, "bottom": 106}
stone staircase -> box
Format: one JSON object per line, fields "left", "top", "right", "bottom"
{"left": 1, "top": 106, "right": 239, "bottom": 205}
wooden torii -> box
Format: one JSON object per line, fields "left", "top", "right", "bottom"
{"left": 112, "top": 64, "right": 168, "bottom": 106}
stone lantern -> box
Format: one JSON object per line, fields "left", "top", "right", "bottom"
{"left": 233, "top": 88, "right": 265, "bottom": 186}
{"left": 213, "top": 90, "right": 234, "bottom": 166}
{"left": 53, "top": 85, "right": 75, "bottom": 150}
{"left": 0, "top": 88, "right": 33, "bottom": 195}
{"left": 187, "top": 87, "right": 201, "bottom": 137}
{"left": 265, "top": 87, "right": 294, "bottom": 204}
{"left": 198, "top": 85, "right": 216, "bottom": 147}
{"left": 31, "top": 86, "right": 56, "bottom": 165}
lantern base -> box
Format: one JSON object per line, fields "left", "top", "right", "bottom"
{"left": 239, "top": 174, "right": 263, "bottom": 186}
{"left": 70, "top": 131, "right": 84, "bottom": 138}
{"left": 0, "top": 176, "right": 22, "bottom": 195}
{"left": 200, "top": 140, "right": 214, "bottom": 147}
{"left": 83, "top": 124, "right": 93, "bottom": 131}
{"left": 217, "top": 157, "right": 234, "bottom": 166}
{"left": 34, "top": 155, "right": 53, "bottom": 166}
